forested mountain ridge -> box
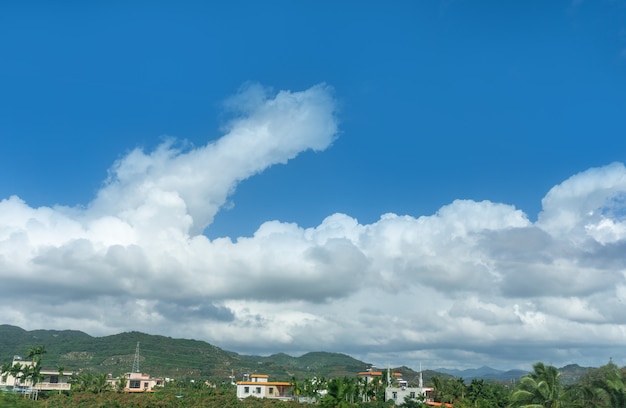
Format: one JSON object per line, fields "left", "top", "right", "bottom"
{"left": 0, "top": 325, "right": 367, "bottom": 381}
{"left": 0, "top": 325, "right": 589, "bottom": 384}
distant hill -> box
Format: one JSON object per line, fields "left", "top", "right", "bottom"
{"left": 435, "top": 365, "right": 528, "bottom": 382}
{"left": 0, "top": 325, "right": 368, "bottom": 382}
{"left": 240, "top": 351, "right": 367, "bottom": 378}
{"left": 389, "top": 366, "right": 454, "bottom": 386}
{"left": 2, "top": 325, "right": 586, "bottom": 385}
{"left": 435, "top": 364, "right": 595, "bottom": 384}
{"left": 558, "top": 364, "right": 594, "bottom": 385}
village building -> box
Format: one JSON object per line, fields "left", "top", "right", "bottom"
{"left": 357, "top": 368, "right": 384, "bottom": 383}
{"left": 384, "top": 368, "right": 436, "bottom": 406}
{"left": 106, "top": 371, "right": 165, "bottom": 392}
{"left": 102, "top": 341, "right": 165, "bottom": 393}
{"left": 235, "top": 373, "right": 293, "bottom": 400}
{"left": 0, "top": 356, "right": 73, "bottom": 393}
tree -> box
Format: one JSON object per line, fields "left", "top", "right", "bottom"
{"left": 26, "top": 345, "right": 46, "bottom": 364}
{"left": 91, "top": 373, "right": 111, "bottom": 394}
{"left": 320, "top": 377, "right": 354, "bottom": 408}
{"left": 432, "top": 376, "right": 464, "bottom": 404}
{"left": 400, "top": 395, "right": 426, "bottom": 408}
{"left": 576, "top": 360, "right": 626, "bottom": 408}
{"left": 370, "top": 375, "right": 385, "bottom": 401}
{"left": 300, "top": 376, "right": 326, "bottom": 403}
{"left": 291, "top": 376, "right": 303, "bottom": 401}
{"left": 9, "top": 362, "right": 24, "bottom": 387}
{"left": 1, "top": 362, "right": 11, "bottom": 383}
{"left": 355, "top": 375, "right": 367, "bottom": 402}
{"left": 56, "top": 365, "right": 66, "bottom": 394}
{"left": 28, "top": 361, "right": 43, "bottom": 400}
{"left": 510, "top": 362, "right": 571, "bottom": 408}
{"left": 116, "top": 373, "right": 127, "bottom": 393}
{"left": 465, "top": 378, "right": 510, "bottom": 408}
{"left": 343, "top": 376, "right": 356, "bottom": 403}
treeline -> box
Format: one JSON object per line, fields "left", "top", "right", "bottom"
{"left": 289, "top": 360, "right": 626, "bottom": 407}
{"left": 1, "top": 360, "right": 625, "bottom": 407}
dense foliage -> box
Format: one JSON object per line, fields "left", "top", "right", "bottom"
{"left": 3, "top": 330, "right": 626, "bottom": 407}
{"left": 1, "top": 360, "right": 626, "bottom": 407}
{"left": 0, "top": 325, "right": 367, "bottom": 380}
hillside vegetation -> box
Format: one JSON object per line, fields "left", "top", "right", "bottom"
{"left": 0, "top": 325, "right": 589, "bottom": 385}
{"left": 0, "top": 325, "right": 368, "bottom": 382}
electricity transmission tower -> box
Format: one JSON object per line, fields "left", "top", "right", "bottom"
{"left": 132, "top": 342, "right": 140, "bottom": 373}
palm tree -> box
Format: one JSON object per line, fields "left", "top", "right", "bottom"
{"left": 291, "top": 376, "right": 302, "bottom": 401}
{"left": 91, "top": 373, "right": 111, "bottom": 394}
{"left": 56, "top": 365, "right": 66, "bottom": 394}
{"left": 9, "top": 362, "right": 24, "bottom": 387}
{"left": 369, "top": 375, "right": 385, "bottom": 401}
{"left": 116, "top": 373, "right": 128, "bottom": 393}
{"left": 321, "top": 377, "right": 353, "bottom": 408}
{"left": 27, "top": 345, "right": 46, "bottom": 363}
{"left": 301, "top": 376, "right": 324, "bottom": 402}
{"left": 432, "top": 376, "right": 457, "bottom": 404}
{"left": 69, "top": 372, "right": 91, "bottom": 392}
{"left": 587, "top": 361, "right": 626, "bottom": 408}
{"left": 343, "top": 376, "right": 357, "bottom": 403}
{"left": 28, "top": 362, "right": 43, "bottom": 400}
{"left": 510, "top": 362, "right": 570, "bottom": 408}
{"left": 1, "top": 362, "right": 11, "bottom": 383}
{"left": 357, "top": 375, "right": 368, "bottom": 402}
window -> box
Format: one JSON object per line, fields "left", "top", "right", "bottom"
{"left": 244, "top": 386, "right": 249, "bottom": 393}
{"left": 269, "top": 387, "right": 273, "bottom": 394}
{"left": 410, "top": 392, "right": 416, "bottom": 398}
{"left": 143, "top": 382, "right": 149, "bottom": 389}
{"left": 129, "top": 380, "right": 141, "bottom": 389}
{"left": 50, "top": 375, "right": 59, "bottom": 384}
{"left": 256, "top": 387, "right": 261, "bottom": 394}
{"left": 392, "top": 392, "right": 397, "bottom": 399}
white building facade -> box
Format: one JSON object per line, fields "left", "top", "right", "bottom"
{"left": 0, "top": 356, "right": 73, "bottom": 393}
{"left": 236, "top": 373, "right": 293, "bottom": 400}
{"left": 385, "top": 371, "right": 433, "bottom": 406}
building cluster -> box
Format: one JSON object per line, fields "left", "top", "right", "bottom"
{"left": 0, "top": 355, "right": 164, "bottom": 395}
{"left": 0, "top": 356, "right": 73, "bottom": 394}
{"left": 2, "top": 353, "right": 448, "bottom": 406}
{"left": 234, "top": 367, "right": 451, "bottom": 406}
{"left": 106, "top": 371, "right": 165, "bottom": 392}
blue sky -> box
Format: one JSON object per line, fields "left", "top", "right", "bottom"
{"left": 2, "top": 1, "right": 626, "bottom": 371}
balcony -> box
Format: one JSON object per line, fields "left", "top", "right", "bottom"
{"left": 33, "top": 382, "right": 71, "bottom": 391}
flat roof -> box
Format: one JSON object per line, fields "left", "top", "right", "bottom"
{"left": 237, "top": 381, "right": 292, "bottom": 386}
{"left": 358, "top": 371, "right": 383, "bottom": 376}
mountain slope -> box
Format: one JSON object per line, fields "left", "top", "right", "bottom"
{"left": 1, "top": 325, "right": 556, "bottom": 383}
{"left": 0, "top": 325, "right": 369, "bottom": 381}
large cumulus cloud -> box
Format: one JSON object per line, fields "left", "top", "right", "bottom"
{"left": 1, "top": 84, "right": 626, "bottom": 370}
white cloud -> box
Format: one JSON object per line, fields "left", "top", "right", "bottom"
{"left": 537, "top": 162, "right": 626, "bottom": 243}
{"left": 2, "top": 86, "right": 626, "bottom": 371}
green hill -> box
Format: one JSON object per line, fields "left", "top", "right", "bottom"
{"left": 0, "top": 325, "right": 369, "bottom": 382}
{"left": 0, "top": 325, "right": 545, "bottom": 384}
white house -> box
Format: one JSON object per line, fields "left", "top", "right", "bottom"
{"left": 236, "top": 373, "right": 293, "bottom": 400}
{"left": 384, "top": 369, "right": 434, "bottom": 406}
{"left": 0, "top": 356, "right": 73, "bottom": 393}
